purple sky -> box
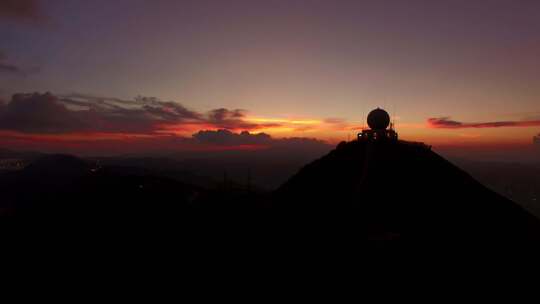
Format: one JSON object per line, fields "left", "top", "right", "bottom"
{"left": 1, "top": 0, "right": 540, "bottom": 150}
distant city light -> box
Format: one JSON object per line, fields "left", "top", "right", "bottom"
{"left": 0, "top": 159, "right": 27, "bottom": 171}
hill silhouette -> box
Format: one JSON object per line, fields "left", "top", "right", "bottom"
{"left": 23, "top": 154, "right": 92, "bottom": 178}
{"left": 2, "top": 142, "right": 540, "bottom": 240}
{"left": 274, "top": 140, "right": 540, "bottom": 240}
{"left": 0, "top": 154, "right": 264, "bottom": 216}
{"left": 0, "top": 154, "right": 202, "bottom": 216}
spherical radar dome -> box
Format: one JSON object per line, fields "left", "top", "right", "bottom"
{"left": 367, "top": 108, "right": 390, "bottom": 130}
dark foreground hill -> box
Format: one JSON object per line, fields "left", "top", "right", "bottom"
{"left": 0, "top": 154, "right": 264, "bottom": 217}
{"left": 2, "top": 143, "right": 540, "bottom": 241}
{"left": 275, "top": 140, "right": 540, "bottom": 240}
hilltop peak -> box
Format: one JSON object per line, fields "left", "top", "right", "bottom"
{"left": 275, "top": 140, "right": 540, "bottom": 239}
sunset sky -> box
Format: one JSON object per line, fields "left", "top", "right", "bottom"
{"left": 1, "top": 0, "right": 540, "bottom": 154}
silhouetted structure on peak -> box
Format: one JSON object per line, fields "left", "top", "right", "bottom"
{"left": 275, "top": 139, "right": 540, "bottom": 240}
{"left": 358, "top": 108, "right": 398, "bottom": 142}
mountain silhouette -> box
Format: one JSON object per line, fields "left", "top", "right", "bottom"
{"left": 2, "top": 141, "right": 540, "bottom": 240}
{"left": 0, "top": 153, "right": 265, "bottom": 216}
{"left": 274, "top": 140, "right": 540, "bottom": 240}
{"left": 0, "top": 154, "right": 202, "bottom": 216}
{"left": 23, "top": 154, "right": 92, "bottom": 178}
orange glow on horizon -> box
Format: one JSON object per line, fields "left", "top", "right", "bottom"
{"left": 0, "top": 113, "right": 538, "bottom": 153}
{"left": 245, "top": 117, "right": 323, "bottom": 125}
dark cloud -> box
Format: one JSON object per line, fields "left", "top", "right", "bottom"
{"left": 0, "top": 93, "right": 202, "bottom": 133}
{"left": 193, "top": 129, "right": 272, "bottom": 145}
{"left": 0, "top": 62, "right": 22, "bottom": 74}
{"left": 427, "top": 117, "right": 462, "bottom": 128}
{"left": 192, "top": 129, "right": 330, "bottom": 151}
{"left": 0, "top": 93, "right": 86, "bottom": 133}
{"left": 0, "top": 62, "right": 39, "bottom": 76}
{"left": 0, "top": 51, "right": 18, "bottom": 75}
{"left": 0, "top": 0, "right": 45, "bottom": 23}
{"left": 427, "top": 117, "right": 540, "bottom": 129}
{"left": 0, "top": 93, "right": 331, "bottom": 154}
{"left": 206, "top": 108, "right": 280, "bottom": 130}
{"left": 0, "top": 128, "right": 332, "bottom": 157}
{"left": 139, "top": 97, "right": 202, "bottom": 121}
{"left": 0, "top": 92, "right": 283, "bottom": 134}
{"left": 60, "top": 94, "right": 202, "bottom": 126}
{"left": 0, "top": 51, "right": 37, "bottom": 76}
